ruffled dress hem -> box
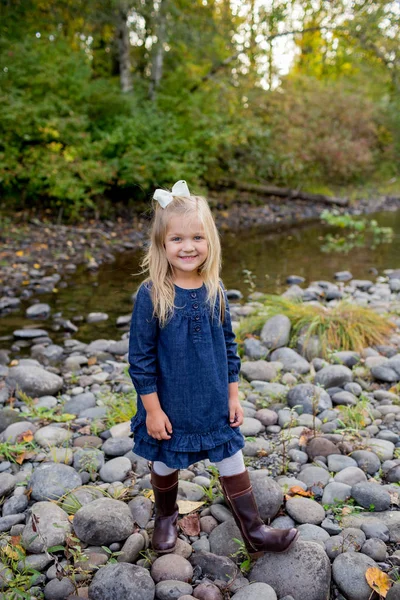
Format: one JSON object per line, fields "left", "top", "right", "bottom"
{"left": 130, "top": 416, "right": 245, "bottom": 469}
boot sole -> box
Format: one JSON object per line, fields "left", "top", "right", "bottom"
{"left": 153, "top": 545, "right": 177, "bottom": 554}
{"left": 248, "top": 530, "right": 300, "bottom": 559}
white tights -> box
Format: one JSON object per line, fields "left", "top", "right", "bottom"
{"left": 152, "top": 450, "right": 246, "bottom": 477}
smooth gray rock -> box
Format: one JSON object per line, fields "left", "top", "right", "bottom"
{"left": 63, "top": 392, "right": 96, "bottom": 415}
{"left": 387, "top": 583, "right": 400, "bottom": 600}
{"left": 314, "top": 365, "right": 353, "bottom": 389}
{"left": 349, "top": 451, "right": 381, "bottom": 475}
{"left": 332, "top": 552, "right": 378, "bottom": 600}
{"left": 6, "top": 366, "right": 63, "bottom": 397}
{"left": 88, "top": 563, "right": 155, "bottom": 600}
{"left": 367, "top": 438, "right": 395, "bottom": 461}
{"left": 22, "top": 502, "right": 71, "bottom": 553}
{"left": 240, "top": 417, "right": 263, "bottom": 436}
{"left": 249, "top": 471, "right": 283, "bottom": 520}
{"left": 34, "top": 425, "right": 72, "bottom": 448}
{"left": 296, "top": 524, "right": 329, "bottom": 546}
{"left": 44, "top": 577, "right": 75, "bottom": 600}
{"left": 155, "top": 580, "right": 193, "bottom": 600}
{"left": 241, "top": 360, "right": 278, "bottom": 382}
{"left": 0, "top": 472, "right": 16, "bottom": 497}
{"left": 151, "top": 554, "right": 193, "bottom": 583}
{"left": 334, "top": 466, "right": 367, "bottom": 486}
{"left": 332, "top": 391, "right": 358, "bottom": 406}
{"left": 361, "top": 538, "right": 387, "bottom": 562}
{"left": 209, "top": 519, "right": 243, "bottom": 557}
{"left": 249, "top": 541, "right": 331, "bottom": 600}
{"left": 189, "top": 551, "right": 238, "bottom": 582}
{"left": 99, "top": 457, "right": 132, "bottom": 483}
{"left": 73, "top": 498, "right": 134, "bottom": 545}
{"left": 117, "top": 533, "right": 145, "bottom": 563}
{"left": 321, "top": 482, "right": 352, "bottom": 506}
{"left": 29, "top": 463, "right": 81, "bottom": 501}
{"left": 287, "top": 384, "right": 332, "bottom": 415}
{"left": 128, "top": 495, "right": 153, "bottom": 528}
{"left": 260, "top": 315, "right": 291, "bottom": 350}
{"left": 298, "top": 466, "right": 330, "bottom": 488}
{"left": 286, "top": 497, "right": 325, "bottom": 525}
{"left": 351, "top": 482, "right": 391, "bottom": 511}
{"left": 102, "top": 436, "right": 133, "bottom": 456}
{"left": 327, "top": 454, "right": 357, "bottom": 472}
{"left": 0, "top": 514, "right": 26, "bottom": 532}
{"left": 361, "top": 521, "right": 389, "bottom": 541}
{"left": 270, "top": 348, "right": 310, "bottom": 374}
{"left": 177, "top": 480, "right": 205, "bottom": 501}
{"left": 2, "top": 494, "right": 28, "bottom": 516}
{"left": 244, "top": 338, "right": 268, "bottom": 360}
{"left": 232, "top": 581, "right": 277, "bottom": 600}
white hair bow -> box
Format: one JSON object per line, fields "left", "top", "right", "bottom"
{"left": 153, "top": 180, "right": 191, "bottom": 208}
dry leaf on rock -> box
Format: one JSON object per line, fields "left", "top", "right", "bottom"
{"left": 365, "top": 566, "right": 391, "bottom": 598}
{"left": 178, "top": 513, "right": 200, "bottom": 536}
{"left": 177, "top": 500, "right": 205, "bottom": 514}
{"left": 143, "top": 489, "right": 155, "bottom": 503}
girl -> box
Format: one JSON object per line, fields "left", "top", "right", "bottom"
{"left": 128, "top": 180, "right": 298, "bottom": 557}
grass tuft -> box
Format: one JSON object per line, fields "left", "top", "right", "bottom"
{"left": 236, "top": 296, "right": 396, "bottom": 359}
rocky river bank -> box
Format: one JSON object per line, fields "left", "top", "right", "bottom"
{"left": 1, "top": 265, "right": 400, "bottom": 599}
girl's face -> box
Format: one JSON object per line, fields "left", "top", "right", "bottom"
{"left": 164, "top": 214, "right": 208, "bottom": 279}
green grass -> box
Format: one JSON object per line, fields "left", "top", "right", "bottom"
{"left": 235, "top": 296, "right": 396, "bottom": 360}
{"left": 98, "top": 390, "right": 137, "bottom": 429}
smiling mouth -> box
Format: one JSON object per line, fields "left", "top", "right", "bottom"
{"left": 179, "top": 255, "right": 198, "bottom": 260}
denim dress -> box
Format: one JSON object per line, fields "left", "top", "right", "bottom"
{"left": 128, "top": 280, "right": 245, "bottom": 469}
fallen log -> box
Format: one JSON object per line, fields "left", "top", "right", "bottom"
{"left": 221, "top": 181, "right": 349, "bottom": 206}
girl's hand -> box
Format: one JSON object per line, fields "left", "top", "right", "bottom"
{"left": 229, "top": 398, "right": 244, "bottom": 427}
{"left": 146, "top": 409, "right": 173, "bottom": 440}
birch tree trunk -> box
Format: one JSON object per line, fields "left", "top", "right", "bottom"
{"left": 116, "top": 2, "right": 133, "bottom": 93}
{"left": 149, "top": 0, "right": 167, "bottom": 101}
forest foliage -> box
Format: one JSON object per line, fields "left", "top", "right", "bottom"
{"left": 0, "top": 0, "right": 399, "bottom": 220}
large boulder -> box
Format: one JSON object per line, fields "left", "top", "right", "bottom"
{"left": 88, "top": 563, "right": 155, "bottom": 600}
{"left": 21, "top": 502, "right": 71, "bottom": 553}
{"left": 6, "top": 366, "right": 63, "bottom": 397}
{"left": 73, "top": 498, "right": 134, "bottom": 545}
{"left": 249, "top": 541, "right": 331, "bottom": 600}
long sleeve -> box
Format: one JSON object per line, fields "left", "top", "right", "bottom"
{"left": 128, "top": 283, "right": 159, "bottom": 396}
{"left": 221, "top": 284, "right": 241, "bottom": 383}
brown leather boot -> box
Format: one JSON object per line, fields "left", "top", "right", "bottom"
{"left": 150, "top": 465, "right": 179, "bottom": 553}
{"left": 219, "top": 470, "right": 298, "bottom": 557}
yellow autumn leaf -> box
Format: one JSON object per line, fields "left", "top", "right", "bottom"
{"left": 15, "top": 452, "right": 26, "bottom": 465}
{"left": 22, "top": 431, "right": 34, "bottom": 442}
{"left": 143, "top": 489, "right": 155, "bottom": 502}
{"left": 33, "top": 263, "right": 41, "bottom": 269}
{"left": 68, "top": 515, "right": 74, "bottom": 522}
{"left": 365, "top": 567, "right": 391, "bottom": 598}
{"left": 10, "top": 360, "right": 19, "bottom": 366}
{"left": 1, "top": 544, "right": 25, "bottom": 560}
{"left": 88, "top": 357, "right": 97, "bottom": 366}
{"left": 177, "top": 500, "right": 205, "bottom": 515}
{"left": 15, "top": 250, "right": 24, "bottom": 256}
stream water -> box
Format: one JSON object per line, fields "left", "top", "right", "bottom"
{"left": 1, "top": 209, "right": 400, "bottom": 347}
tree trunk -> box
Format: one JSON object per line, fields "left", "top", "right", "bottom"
{"left": 149, "top": 0, "right": 167, "bottom": 101}
{"left": 116, "top": 4, "right": 133, "bottom": 93}
{"left": 220, "top": 180, "right": 349, "bottom": 206}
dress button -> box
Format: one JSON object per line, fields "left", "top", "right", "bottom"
{"left": 195, "top": 315, "right": 200, "bottom": 321}
{"left": 192, "top": 303, "right": 199, "bottom": 309}
{"left": 195, "top": 326, "right": 200, "bottom": 332}
{"left": 190, "top": 292, "right": 197, "bottom": 298}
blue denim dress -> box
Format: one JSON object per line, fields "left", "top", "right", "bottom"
{"left": 128, "top": 280, "right": 245, "bottom": 469}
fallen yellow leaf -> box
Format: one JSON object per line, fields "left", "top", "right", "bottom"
{"left": 15, "top": 452, "right": 26, "bottom": 465}
{"left": 16, "top": 250, "right": 24, "bottom": 256}
{"left": 177, "top": 500, "right": 205, "bottom": 515}
{"left": 22, "top": 431, "right": 34, "bottom": 442}
{"left": 143, "top": 489, "right": 155, "bottom": 502}
{"left": 88, "top": 357, "right": 97, "bottom": 366}
{"left": 365, "top": 566, "right": 391, "bottom": 598}
{"left": 288, "top": 486, "right": 312, "bottom": 498}
{"left": 33, "top": 263, "right": 41, "bottom": 269}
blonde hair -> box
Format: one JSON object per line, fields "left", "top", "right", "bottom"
{"left": 137, "top": 194, "right": 226, "bottom": 327}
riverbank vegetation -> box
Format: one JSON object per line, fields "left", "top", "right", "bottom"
{"left": 236, "top": 297, "right": 396, "bottom": 359}
{"left": 1, "top": 1, "right": 399, "bottom": 221}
